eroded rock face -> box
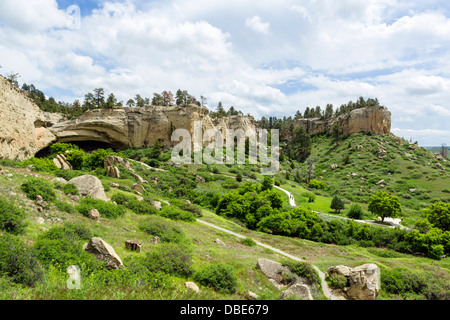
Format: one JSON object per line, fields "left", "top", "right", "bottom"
{"left": 47, "top": 104, "right": 256, "bottom": 150}
{"left": 0, "top": 75, "right": 56, "bottom": 160}
{"left": 291, "top": 106, "right": 391, "bottom": 137}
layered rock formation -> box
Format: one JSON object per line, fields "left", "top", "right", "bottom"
{"left": 0, "top": 75, "right": 56, "bottom": 160}
{"left": 48, "top": 105, "right": 256, "bottom": 149}
{"left": 292, "top": 106, "right": 391, "bottom": 137}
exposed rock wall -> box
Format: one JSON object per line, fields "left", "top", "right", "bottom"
{"left": 0, "top": 75, "right": 56, "bottom": 160}
{"left": 48, "top": 105, "right": 256, "bottom": 149}
{"left": 293, "top": 106, "right": 391, "bottom": 137}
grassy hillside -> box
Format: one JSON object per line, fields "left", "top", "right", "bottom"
{"left": 0, "top": 134, "right": 449, "bottom": 301}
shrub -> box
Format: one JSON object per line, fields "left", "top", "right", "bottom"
{"left": 138, "top": 216, "right": 186, "bottom": 243}
{"left": 143, "top": 243, "right": 193, "bottom": 277}
{"left": 328, "top": 273, "right": 348, "bottom": 289}
{"left": 193, "top": 263, "right": 238, "bottom": 294}
{"left": 302, "top": 192, "right": 316, "bottom": 203}
{"left": 308, "top": 179, "right": 326, "bottom": 190}
{"left": 0, "top": 234, "right": 44, "bottom": 286}
{"left": 63, "top": 183, "right": 79, "bottom": 195}
{"left": 55, "top": 169, "right": 84, "bottom": 181}
{"left": 330, "top": 195, "right": 345, "bottom": 213}
{"left": 241, "top": 237, "right": 256, "bottom": 247}
{"left": 66, "top": 149, "right": 86, "bottom": 170}
{"left": 49, "top": 143, "right": 80, "bottom": 157}
{"left": 112, "top": 192, "right": 158, "bottom": 215}
{"left": 86, "top": 148, "right": 109, "bottom": 169}
{"left": 0, "top": 198, "right": 27, "bottom": 234}
{"left": 76, "top": 198, "right": 125, "bottom": 219}
{"left": 347, "top": 204, "right": 363, "bottom": 220}
{"left": 20, "top": 157, "right": 58, "bottom": 172}
{"left": 159, "top": 206, "right": 196, "bottom": 222}
{"left": 282, "top": 261, "right": 321, "bottom": 287}
{"left": 21, "top": 178, "right": 56, "bottom": 202}
{"left": 34, "top": 224, "right": 101, "bottom": 272}
{"left": 53, "top": 200, "right": 75, "bottom": 214}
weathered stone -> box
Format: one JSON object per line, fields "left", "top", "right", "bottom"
{"left": 68, "top": 175, "right": 107, "bottom": 201}
{"left": 106, "top": 165, "right": 120, "bottom": 178}
{"left": 214, "top": 238, "right": 226, "bottom": 247}
{"left": 256, "top": 258, "right": 289, "bottom": 284}
{"left": 53, "top": 154, "right": 72, "bottom": 170}
{"left": 185, "top": 282, "right": 199, "bottom": 293}
{"left": 246, "top": 291, "right": 258, "bottom": 300}
{"left": 195, "top": 175, "right": 206, "bottom": 183}
{"left": 53, "top": 177, "right": 68, "bottom": 184}
{"left": 330, "top": 164, "right": 339, "bottom": 170}
{"left": 125, "top": 240, "right": 142, "bottom": 252}
{"left": 70, "top": 195, "right": 80, "bottom": 202}
{"left": 0, "top": 75, "right": 56, "bottom": 161}
{"left": 131, "top": 172, "right": 147, "bottom": 184}
{"left": 84, "top": 237, "right": 123, "bottom": 270}
{"left": 151, "top": 201, "right": 162, "bottom": 211}
{"left": 149, "top": 236, "right": 160, "bottom": 244}
{"left": 279, "top": 284, "right": 313, "bottom": 300}
{"left": 103, "top": 155, "right": 132, "bottom": 169}
{"left": 132, "top": 183, "right": 145, "bottom": 193}
{"left": 88, "top": 209, "right": 100, "bottom": 221}
{"left": 109, "top": 183, "right": 119, "bottom": 188}
{"left": 327, "top": 264, "right": 380, "bottom": 300}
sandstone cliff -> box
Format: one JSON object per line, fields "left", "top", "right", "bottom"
{"left": 48, "top": 104, "right": 256, "bottom": 149}
{"left": 0, "top": 75, "right": 56, "bottom": 160}
{"left": 292, "top": 106, "right": 391, "bottom": 137}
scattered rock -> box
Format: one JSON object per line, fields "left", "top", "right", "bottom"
{"left": 36, "top": 217, "right": 45, "bottom": 224}
{"left": 35, "top": 195, "right": 49, "bottom": 208}
{"left": 376, "top": 179, "right": 385, "bottom": 186}
{"left": 151, "top": 201, "right": 162, "bottom": 211}
{"left": 68, "top": 175, "right": 107, "bottom": 201}
{"left": 436, "top": 163, "right": 443, "bottom": 169}
{"left": 131, "top": 172, "right": 148, "bottom": 184}
{"left": 327, "top": 264, "right": 380, "bottom": 300}
{"left": 70, "top": 195, "right": 80, "bottom": 202}
{"left": 84, "top": 237, "right": 123, "bottom": 270}
{"left": 103, "top": 155, "right": 132, "bottom": 170}
{"left": 279, "top": 284, "right": 313, "bottom": 300}
{"left": 26, "top": 165, "right": 35, "bottom": 171}
{"left": 53, "top": 154, "right": 72, "bottom": 170}
{"left": 351, "top": 172, "right": 358, "bottom": 177}
{"left": 409, "top": 188, "right": 417, "bottom": 193}
{"left": 149, "top": 236, "right": 160, "bottom": 244}
{"left": 109, "top": 183, "right": 119, "bottom": 188}
{"left": 88, "top": 209, "right": 100, "bottom": 221}
{"left": 246, "top": 291, "right": 258, "bottom": 300}
{"left": 330, "top": 164, "right": 339, "bottom": 170}
{"left": 185, "top": 282, "right": 199, "bottom": 293}
{"left": 132, "top": 183, "right": 145, "bottom": 193}
{"left": 195, "top": 175, "right": 206, "bottom": 183}
{"left": 256, "top": 258, "right": 290, "bottom": 285}
{"left": 106, "top": 165, "right": 120, "bottom": 178}
{"left": 357, "top": 145, "right": 364, "bottom": 149}
{"left": 214, "top": 238, "right": 226, "bottom": 247}
{"left": 125, "top": 240, "right": 142, "bottom": 252}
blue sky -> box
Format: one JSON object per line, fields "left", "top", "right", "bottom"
{"left": 1, "top": 0, "right": 450, "bottom": 146}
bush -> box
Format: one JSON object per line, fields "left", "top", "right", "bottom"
{"left": 241, "top": 237, "right": 256, "bottom": 247}
{"left": 0, "top": 198, "right": 27, "bottom": 234}
{"left": 76, "top": 198, "right": 125, "bottom": 219}
{"left": 159, "top": 206, "right": 196, "bottom": 222}
{"left": 53, "top": 200, "right": 75, "bottom": 214}
{"left": 21, "top": 178, "right": 56, "bottom": 202}
{"left": 20, "top": 157, "right": 58, "bottom": 172}
{"left": 282, "top": 260, "right": 321, "bottom": 287}
{"left": 63, "top": 183, "right": 79, "bottom": 195}
{"left": 328, "top": 273, "right": 348, "bottom": 289}
{"left": 143, "top": 243, "right": 193, "bottom": 277}
{"left": 34, "top": 224, "right": 101, "bottom": 273}
{"left": 193, "top": 263, "right": 238, "bottom": 294}
{"left": 138, "top": 216, "right": 186, "bottom": 243}
{"left": 49, "top": 143, "right": 80, "bottom": 157}
{"left": 308, "top": 179, "right": 326, "bottom": 190}
{"left": 302, "top": 192, "right": 316, "bottom": 203}
{"left": 0, "top": 234, "right": 44, "bottom": 286}
{"left": 347, "top": 204, "right": 363, "bottom": 219}
{"left": 66, "top": 150, "right": 86, "bottom": 170}
{"left": 111, "top": 192, "right": 158, "bottom": 215}
{"left": 86, "top": 148, "right": 109, "bottom": 169}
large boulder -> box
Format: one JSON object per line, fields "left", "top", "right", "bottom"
{"left": 68, "top": 174, "right": 107, "bottom": 201}
{"left": 327, "top": 264, "right": 380, "bottom": 300}
{"left": 84, "top": 237, "right": 123, "bottom": 270}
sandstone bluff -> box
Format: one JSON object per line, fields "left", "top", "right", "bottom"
{"left": 0, "top": 74, "right": 391, "bottom": 160}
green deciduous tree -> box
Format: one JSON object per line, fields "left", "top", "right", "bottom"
{"left": 424, "top": 201, "right": 450, "bottom": 232}
{"left": 368, "top": 191, "right": 402, "bottom": 222}
{"left": 330, "top": 195, "right": 345, "bottom": 213}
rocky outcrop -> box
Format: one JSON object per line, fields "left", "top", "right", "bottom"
{"left": 53, "top": 154, "right": 72, "bottom": 170}
{"left": 327, "top": 263, "right": 381, "bottom": 300}
{"left": 0, "top": 75, "right": 56, "bottom": 160}
{"left": 47, "top": 104, "right": 256, "bottom": 150}
{"left": 292, "top": 106, "right": 391, "bottom": 137}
